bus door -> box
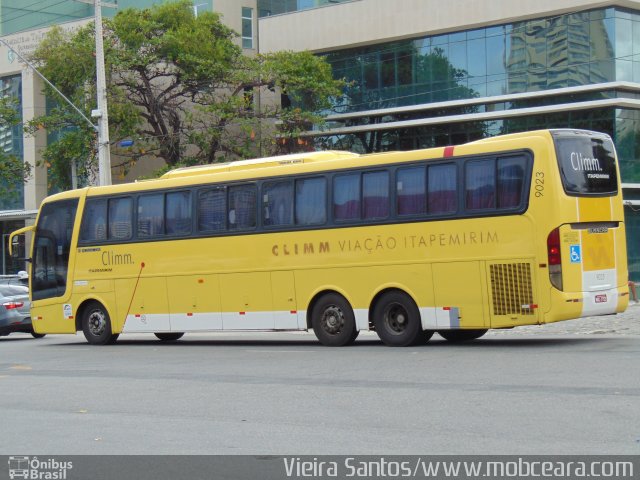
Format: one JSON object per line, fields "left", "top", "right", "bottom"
{"left": 27, "top": 199, "right": 79, "bottom": 333}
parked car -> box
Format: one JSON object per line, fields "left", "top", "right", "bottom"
{"left": 0, "top": 283, "right": 44, "bottom": 339}
{"left": 0, "top": 271, "right": 29, "bottom": 287}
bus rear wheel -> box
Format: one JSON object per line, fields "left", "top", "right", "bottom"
{"left": 311, "top": 293, "right": 358, "bottom": 346}
{"left": 155, "top": 332, "right": 184, "bottom": 342}
{"left": 438, "top": 329, "right": 488, "bottom": 342}
{"left": 82, "top": 302, "right": 116, "bottom": 345}
{"left": 373, "top": 291, "right": 424, "bottom": 347}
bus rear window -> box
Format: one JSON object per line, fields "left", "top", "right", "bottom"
{"left": 553, "top": 131, "right": 618, "bottom": 196}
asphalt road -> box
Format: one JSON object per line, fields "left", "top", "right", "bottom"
{"left": 1, "top": 311, "right": 639, "bottom": 455}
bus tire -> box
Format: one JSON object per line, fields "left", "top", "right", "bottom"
{"left": 155, "top": 332, "right": 184, "bottom": 342}
{"left": 30, "top": 332, "right": 46, "bottom": 339}
{"left": 438, "top": 329, "right": 488, "bottom": 342}
{"left": 311, "top": 293, "right": 358, "bottom": 347}
{"left": 373, "top": 291, "right": 423, "bottom": 347}
{"left": 347, "top": 328, "right": 360, "bottom": 345}
{"left": 81, "top": 302, "right": 115, "bottom": 346}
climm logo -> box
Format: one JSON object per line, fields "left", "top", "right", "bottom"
{"left": 272, "top": 242, "right": 330, "bottom": 256}
{"left": 570, "top": 151, "right": 602, "bottom": 172}
{"left": 101, "top": 250, "right": 134, "bottom": 266}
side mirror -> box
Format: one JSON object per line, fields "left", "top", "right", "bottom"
{"left": 9, "top": 225, "right": 34, "bottom": 260}
{"left": 10, "top": 235, "right": 24, "bottom": 259}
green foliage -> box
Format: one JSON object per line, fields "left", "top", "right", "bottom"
{"left": 26, "top": 25, "right": 99, "bottom": 190}
{"left": 27, "top": 0, "right": 343, "bottom": 183}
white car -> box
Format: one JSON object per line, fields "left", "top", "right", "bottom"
{"left": 0, "top": 283, "right": 44, "bottom": 339}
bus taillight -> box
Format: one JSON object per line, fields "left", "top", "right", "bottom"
{"left": 547, "top": 227, "right": 563, "bottom": 290}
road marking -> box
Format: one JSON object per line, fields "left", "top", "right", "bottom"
{"left": 9, "top": 364, "right": 32, "bottom": 370}
{"left": 245, "top": 350, "right": 315, "bottom": 354}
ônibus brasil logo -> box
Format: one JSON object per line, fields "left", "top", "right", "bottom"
{"left": 8, "top": 457, "right": 72, "bottom": 480}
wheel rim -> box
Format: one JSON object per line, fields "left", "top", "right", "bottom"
{"left": 87, "top": 309, "right": 106, "bottom": 337}
{"left": 321, "top": 304, "right": 345, "bottom": 335}
{"left": 383, "top": 302, "right": 409, "bottom": 335}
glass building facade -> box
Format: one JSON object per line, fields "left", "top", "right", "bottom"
{"left": 258, "top": 0, "right": 354, "bottom": 17}
{"left": 319, "top": 8, "right": 639, "bottom": 145}
{"left": 325, "top": 9, "right": 640, "bottom": 113}
{"left": 0, "top": 0, "right": 167, "bottom": 36}
{"left": 0, "top": 74, "right": 23, "bottom": 211}
{"left": 318, "top": 8, "right": 640, "bottom": 173}
{"left": 0, "top": 0, "right": 93, "bottom": 35}
{"left": 311, "top": 7, "right": 640, "bottom": 279}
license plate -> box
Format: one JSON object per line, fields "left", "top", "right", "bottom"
{"left": 588, "top": 227, "right": 609, "bottom": 234}
{"left": 595, "top": 294, "right": 607, "bottom": 303}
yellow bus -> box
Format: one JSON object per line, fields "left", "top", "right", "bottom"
{"left": 10, "top": 129, "right": 629, "bottom": 346}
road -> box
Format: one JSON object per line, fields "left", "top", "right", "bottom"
{"left": 0, "top": 308, "right": 639, "bottom": 455}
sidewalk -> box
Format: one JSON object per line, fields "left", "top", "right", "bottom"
{"left": 488, "top": 303, "right": 640, "bottom": 337}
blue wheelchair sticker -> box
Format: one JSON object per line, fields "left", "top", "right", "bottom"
{"left": 570, "top": 245, "right": 581, "bottom": 263}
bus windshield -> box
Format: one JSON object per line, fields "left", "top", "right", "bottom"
{"left": 552, "top": 130, "right": 618, "bottom": 196}
{"left": 32, "top": 199, "right": 78, "bottom": 301}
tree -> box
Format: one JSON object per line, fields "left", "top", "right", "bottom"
{"left": 27, "top": 0, "right": 344, "bottom": 189}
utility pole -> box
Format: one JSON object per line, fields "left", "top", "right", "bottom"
{"left": 74, "top": 0, "right": 116, "bottom": 186}
{"left": 93, "top": 0, "right": 111, "bottom": 186}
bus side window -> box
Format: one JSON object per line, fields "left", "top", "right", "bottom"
{"left": 198, "top": 188, "right": 226, "bottom": 232}
{"left": 497, "top": 156, "right": 526, "bottom": 208}
{"left": 263, "top": 180, "right": 293, "bottom": 227}
{"left": 166, "top": 191, "right": 192, "bottom": 235}
{"left": 333, "top": 173, "right": 360, "bottom": 221}
{"left": 296, "top": 177, "right": 327, "bottom": 226}
{"left": 228, "top": 184, "right": 257, "bottom": 230}
{"left": 397, "top": 166, "right": 426, "bottom": 216}
{"left": 465, "top": 159, "right": 496, "bottom": 210}
{"left": 80, "top": 199, "right": 107, "bottom": 242}
{"left": 108, "top": 197, "right": 133, "bottom": 240}
{"left": 363, "top": 170, "right": 389, "bottom": 219}
{"left": 138, "top": 193, "right": 164, "bottom": 237}
{"left": 428, "top": 163, "right": 457, "bottom": 214}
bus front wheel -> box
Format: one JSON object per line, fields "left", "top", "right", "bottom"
{"left": 82, "top": 302, "right": 117, "bottom": 345}
{"left": 155, "top": 332, "right": 184, "bottom": 342}
{"left": 311, "top": 294, "right": 358, "bottom": 346}
{"left": 373, "top": 291, "right": 424, "bottom": 347}
{"left": 438, "top": 329, "right": 487, "bottom": 342}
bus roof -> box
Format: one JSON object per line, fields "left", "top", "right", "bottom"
{"left": 40, "top": 129, "right": 570, "bottom": 204}
{"left": 39, "top": 151, "right": 364, "bottom": 203}
{"left": 161, "top": 151, "right": 361, "bottom": 180}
